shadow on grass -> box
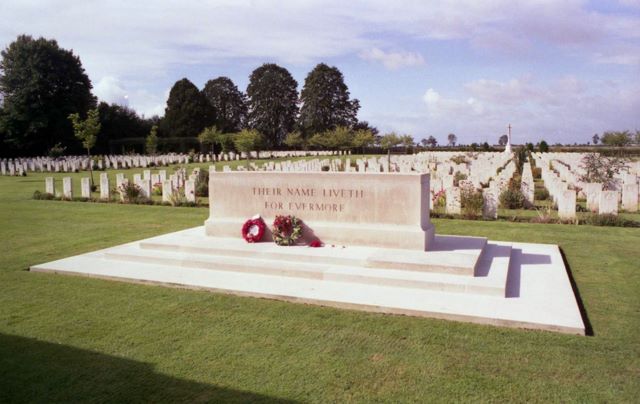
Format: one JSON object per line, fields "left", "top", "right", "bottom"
{"left": 559, "top": 247, "right": 594, "bottom": 336}
{"left": 0, "top": 333, "right": 298, "bottom": 403}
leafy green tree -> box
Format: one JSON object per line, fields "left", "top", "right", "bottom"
{"left": 69, "top": 108, "right": 100, "bottom": 187}
{"left": 481, "top": 142, "right": 490, "bottom": 151}
{"left": 352, "top": 129, "right": 375, "bottom": 154}
{"left": 447, "top": 133, "right": 457, "bottom": 147}
{"left": 198, "top": 125, "right": 223, "bottom": 156}
{"left": 0, "top": 35, "right": 96, "bottom": 156}
{"left": 162, "top": 78, "right": 215, "bottom": 138}
{"left": 284, "top": 131, "right": 305, "bottom": 149}
{"left": 308, "top": 126, "right": 354, "bottom": 151}
{"left": 592, "top": 133, "right": 600, "bottom": 145}
{"left": 353, "top": 121, "right": 378, "bottom": 136}
{"left": 145, "top": 125, "right": 159, "bottom": 155}
{"left": 380, "top": 132, "right": 402, "bottom": 168}
{"left": 298, "top": 63, "right": 359, "bottom": 137}
{"left": 400, "top": 134, "right": 414, "bottom": 154}
{"left": 601, "top": 130, "right": 632, "bottom": 147}
{"left": 233, "top": 129, "right": 266, "bottom": 162}
{"left": 202, "top": 77, "right": 247, "bottom": 133}
{"left": 246, "top": 63, "right": 298, "bottom": 148}
{"left": 525, "top": 142, "right": 534, "bottom": 152}
{"left": 538, "top": 140, "right": 549, "bottom": 153}
{"left": 498, "top": 134, "right": 508, "bottom": 146}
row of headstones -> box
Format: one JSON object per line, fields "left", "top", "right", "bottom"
{"left": 2, "top": 150, "right": 343, "bottom": 175}
{"left": 44, "top": 170, "right": 201, "bottom": 203}
{"left": 534, "top": 154, "right": 639, "bottom": 216}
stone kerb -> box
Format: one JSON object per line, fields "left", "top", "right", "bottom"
{"left": 205, "top": 172, "right": 436, "bottom": 251}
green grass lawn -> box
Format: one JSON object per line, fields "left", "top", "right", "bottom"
{"left": 1, "top": 168, "right": 639, "bottom": 402}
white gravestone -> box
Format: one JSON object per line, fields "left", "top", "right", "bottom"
{"left": 598, "top": 191, "right": 618, "bottom": 215}
{"left": 185, "top": 179, "right": 196, "bottom": 202}
{"left": 81, "top": 177, "right": 91, "bottom": 198}
{"left": 45, "top": 177, "right": 54, "bottom": 195}
{"left": 584, "top": 183, "right": 602, "bottom": 212}
{"left": 62, "top": 177, "right": 72, "bottom": 199}
{"left": 100, "top": 173, "right": 110, "bottom": 200}
{"left": 446, "top": 187, "right": 462, "bottom": 215}
{"left": 558, "top": 190, "right": 576, "bottom": 220}
{"left": 482, "top": 188, "right": 498, "bottom": 219}
{"left": 622, "top": 184, "right": 638, "bottom": 212}
{"left": 162, "top": 180, "right": 173, "bottom": 203}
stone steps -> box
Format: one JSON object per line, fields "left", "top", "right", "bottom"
{"left": 140, "top": 229, "right": 487, "bottom": 276}
{"left": 104, "top": 241, "right": 509, "bottom": 296}
{"left": 29, "top": 227, "right": 586, "bottom": 335}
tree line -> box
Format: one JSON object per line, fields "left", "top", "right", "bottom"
{"left": 0, "top": 35, "right": 368, "bottom": 157}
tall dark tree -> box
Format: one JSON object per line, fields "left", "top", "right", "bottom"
{"left": 162, "top": 78, "right": 215, "bottom": 138}
{"left": 202, "top": 77, "right": 247, "bottom": 133}
{"left": 0, "top": 35, "right": 96, "bottom": 156}
{"left": 246, "top": 63, "right": 298, "bottom": 148}
{"left": 96, "top": 102, "right": 152, "bottom": 154}
{"left": 298, "top": 63, "right": 359, "bottom": 137}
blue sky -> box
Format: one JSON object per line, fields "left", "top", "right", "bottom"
{"left": 2, "top": 0, "right": 639, "bottom": 144}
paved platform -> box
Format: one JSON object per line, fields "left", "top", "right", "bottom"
{"left": 30, "top": 226, "right": 585, "bottom": 335}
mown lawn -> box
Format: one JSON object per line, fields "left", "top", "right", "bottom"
{"left": 0, "top": 168, "right": 639, "bottom": 402}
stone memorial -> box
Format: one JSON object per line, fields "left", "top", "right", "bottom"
{"left": 31, "top": 164, "right": 586, "bottom": 335}
{"left": 206, "top": 172, "right": 435, "bottom": 250}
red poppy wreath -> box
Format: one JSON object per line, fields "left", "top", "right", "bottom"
{"left": 241, "top": 215, "right": 266, "bottom": 243}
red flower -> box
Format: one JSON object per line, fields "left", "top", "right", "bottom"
{"left": 309, "top": 239, "right": 322, "bottom": 248}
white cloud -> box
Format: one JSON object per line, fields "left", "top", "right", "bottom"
{"left": 359, "top": 47, "right": 425, "bottom": 69}
{"left": 419, "top": 76, "right": 640, "bottom": 143}
{"left": 94, "top": 76, "right": 128, "bottom": 106}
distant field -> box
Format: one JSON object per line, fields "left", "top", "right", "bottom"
{"left": 0, "top": 163, "right": 639, "bottom": 402}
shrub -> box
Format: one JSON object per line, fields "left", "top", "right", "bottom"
{"left": 534, "top": 187, "right": 550, "bottom": 201}
{"left": 500, "top": 188, "right": 525, "bottom": 209}
{"left": 450, "top": 155, "right": 469, "bottom": 165}
{"left": 151, "top": 182, "right": 163, "bottom": 196}
{"left": 119, "top": 182, "right": 149, "bottom": 204}
{"left": 432, "top": 190, "right": 446, "bottom": 209}
{"left": 461, "top": 188, "right": 483, "bottom": 219}
{"left": 583, "top": 214, "right": 639, "bottom": 227}
{"left": 196, "top": 170, "right": 209, "bottom": 197}
{"left": 453, "top": 171, "right": 467, "bottom": 186}
{"left": 33, "top": 190, "right": 55, "bottom": 200}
